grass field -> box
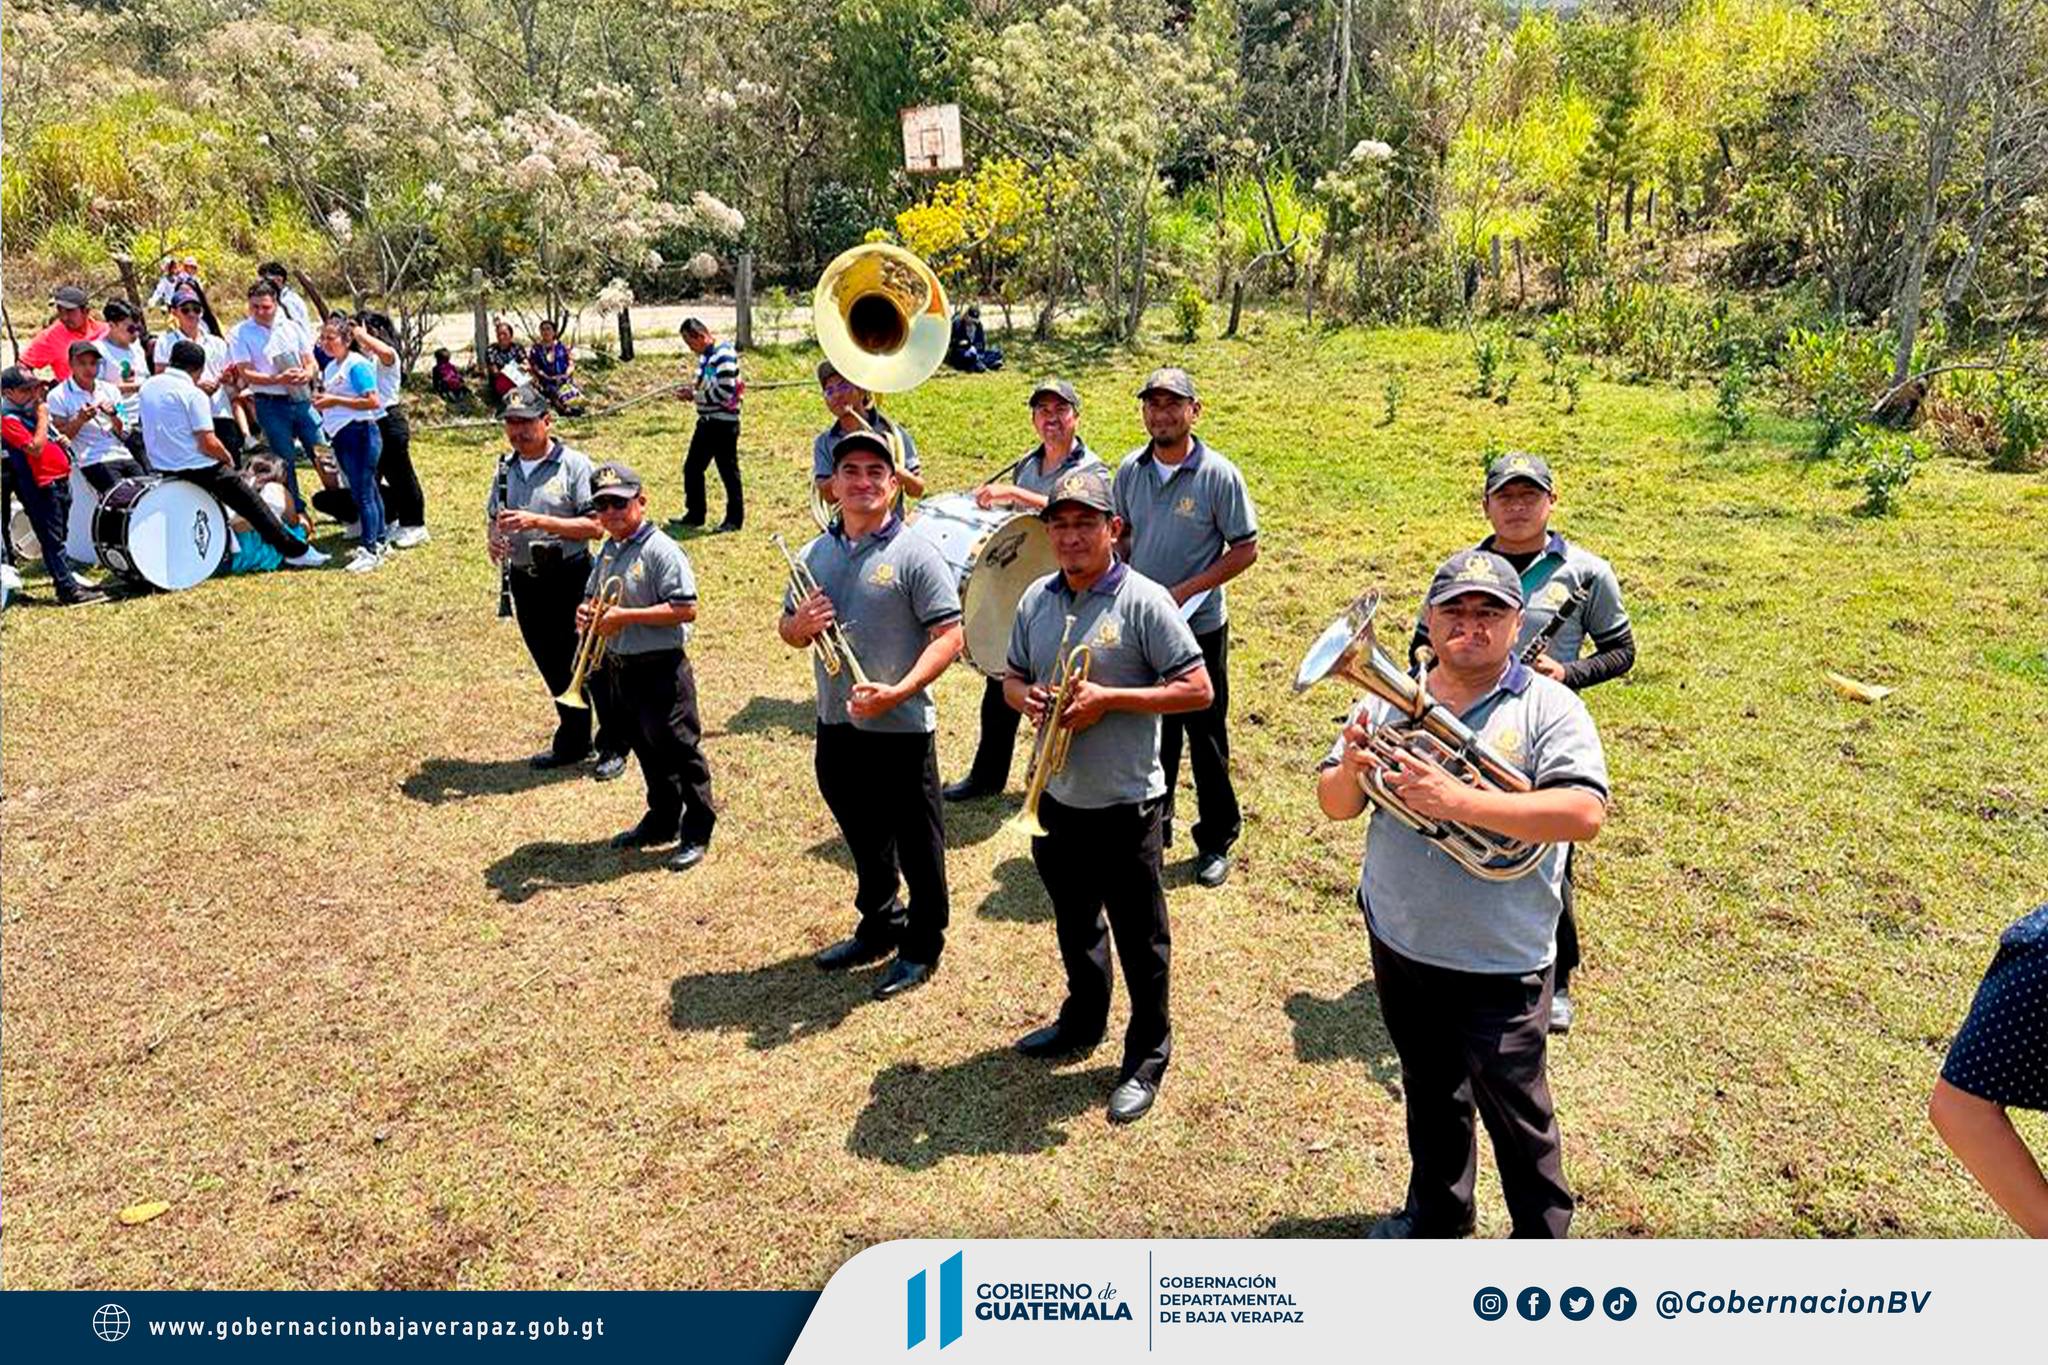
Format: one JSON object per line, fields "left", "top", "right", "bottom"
{"left": 3, "top": 316, "right": 2045, "bottom": 1289}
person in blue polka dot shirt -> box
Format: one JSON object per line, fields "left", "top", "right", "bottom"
{"left": 1930, "top": 904, "right": 2048, "bottom": 1236}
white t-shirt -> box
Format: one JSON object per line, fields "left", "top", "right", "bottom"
{"left": 95, "top": 338, "right": 150, "bottom": 424}
{"left": 374, "top": 356, "right": 402, "bottom": 410}
{"left": 152, "top": 330, "right": 233, "bottom": 418}
{"left": 138, "top": 371, "right": 218, "bottom": 472}
{"left": 45, "top": 377, "right": 128, "bottom": 466}
{"left": 278, "top": 287, "right": 313, "bottom": 330}
{"left": 318, "top": 353, "right": 381, "bottom": 437}
{"left": 227, "top": 317, "right": 314, "bottom": 398}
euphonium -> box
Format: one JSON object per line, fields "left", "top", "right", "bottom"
{"left": 557, "top": 575, "right": 624, "bottom": 709}
{"left": 1008, "top": 614, "right": 1092, "bottom": 839}
{"left": 773, "top": 533, "right": 872, "bottom": 689}
{"left": 1293, "top": 589, "right": 1549, "bottom": 882}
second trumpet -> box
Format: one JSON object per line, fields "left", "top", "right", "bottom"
{"left": 774, "top": 533, "right": 872, "bottom": 688}
{"left": 557, "top": 575, "right": 623, "bottom": 709}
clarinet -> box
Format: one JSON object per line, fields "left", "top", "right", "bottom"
{"left": 1520, "top": 583, "right": 1590, "bottom": 664}
{"left": 493, "top": 451, "right": 515, "bottom": 619}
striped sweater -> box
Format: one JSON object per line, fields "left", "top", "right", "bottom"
{"left": 693, "top": 340, "right": 741, "bottom": 421}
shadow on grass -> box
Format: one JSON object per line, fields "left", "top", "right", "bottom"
{"left": 718, "top": 694, "right": 815, "bottom": 738}
{"left": 944, "top": 793, "right": 1023, "bottom": 849}
{"left": 402, "top": 756, "right": 582, "bottom": 805}
{"left": 667, "top": 953, "right": 878, "bottom": 1051}
{"left": 801, "top": 835, "right": 857, "bottom": 872}
{"left": 975, "top": 855, "right": 1049, "bottom": 922}
{"left": 485, "top": 838, "right": 661, "bottom": 903}
{"left": 1284, "top": 980, "right": 1403, "bottom": 1098}
{"left": 1263, "top": 1212, "right": 1391, "bottom": 1238}
{"left": 847, "top": 1046, "right": 1117, "bottom": 1170}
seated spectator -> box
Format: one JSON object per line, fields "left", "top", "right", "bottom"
{"left": 47, "top": 343, "right": 147, "bottom": 491}
{"left": 154, "top": 290, "right": 240, "bottom": 463}
{"left": 147, "top": 256, "right": 202, "bottom": 311}
{"left": 945, "top": 304, "right": 1004, "bottom": 373}
{"left": 1931, "top": 903, "right": 2048, "bottom": 1237}
{"left": 430, "top": 347, "right": 471, "bottom": 403}
{"left": 528, "top": 319, "right": 585, "bottom": 415}
{"left": 20, "top": 285, "right": 108, "bottom": 385}
{"left": 96, "top": 301, "right": 153, "bottom": 460}
{"left": 484, "top": 319, "right": 528, "bottom": 412}
{"left": 219, "top": 455, "right": 310, "bottom": 575}
{"left": 0, "top": 366, "right": 104, "bottom": 605}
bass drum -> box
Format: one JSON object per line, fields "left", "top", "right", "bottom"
{"left": 93, "top": 476, "right": 227, "bottom": 591}
{"left": 903, "top": 492, "right": 1057, "bottom": 677}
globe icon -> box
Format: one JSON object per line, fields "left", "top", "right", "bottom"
{"left": 92, "top": 1303, "right": 131, "bottom": 1342}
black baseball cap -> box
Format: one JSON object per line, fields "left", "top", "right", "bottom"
{"left": 501, "top": 389, "right": 550, "bottom": 420}
{"left": 1040, "top": 465, "right": 1115, "bottom": 519}
{"left": 51, "top": 285, "right": 89, "bottom": 309}
{"left": 829, "top": 428, "right": 896, "bottom": 468}
{"left": 590, "top": 462, "right": 643, "bottom": 499}
{"left": 1137, "top": 367, "right": 1197, "bottom": 400}
{"left": 1425, "top": 549, "right": 1524, "bottom": 609}
{"left": 68, "top": 339, "right": 102, "bottom": 361}
{"left": 1, "top": 366, "right": 43, "bottom": 390}
{"left": 1028, "top": 377, "right": 1080, "bottom": 410}
{"left": 1484, "top": 451, "right": 1556, "bottom": 496}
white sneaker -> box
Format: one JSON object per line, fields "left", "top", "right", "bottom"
{"left": 344, "top": 546, "right": 384, "bottom": 574}
{"left": 284, "top": 546, "right": 330, "bottom": 568}
{"left": 390, "top": 524, "right": 430, "bottom": 549}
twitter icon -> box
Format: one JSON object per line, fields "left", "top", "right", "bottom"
{"left": 1559, "top": 1287, "right": 1595, "bottom": 1321}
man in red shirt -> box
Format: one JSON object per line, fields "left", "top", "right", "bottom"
{"left": 1, "top": 366, "right": 106, "bottom": 605}
{"left": 18, "top": 285, "right": 108, "bottom": 385}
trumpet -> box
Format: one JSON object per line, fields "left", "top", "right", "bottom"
{"left": 773, "top": 533, "right": 871, "bottom": 688}
{"left": 1294, "top": 589, "right": 1548, "bottom": 881}
{"left": 1008, "top": 614, "right": 1092, "bottom": 839}
{"left": 556, "top": 575, "right": 623, "bottom": 709}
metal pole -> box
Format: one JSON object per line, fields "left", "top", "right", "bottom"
{"left": 735, "top": 252, "right": 754, "bottom": 351}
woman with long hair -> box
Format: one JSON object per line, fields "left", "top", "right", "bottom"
{"left": 312, "top": 315, "right": 388, "bottom": 573}
{"left": 351, "top": 311, "right": 429, "bottom": 548}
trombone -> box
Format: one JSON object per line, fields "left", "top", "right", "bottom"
{"left": 556, "top": 575, "right": 623, "bottom": 709}
{"left": 773, "top": 533, "right": 871, "bottom": 688}
{"left": 1008, "top": 614, "right": 1092, "bottom": 838}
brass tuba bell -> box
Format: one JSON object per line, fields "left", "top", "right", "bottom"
{"left": 812, "top": 243, "right": 951, "bottom": 394}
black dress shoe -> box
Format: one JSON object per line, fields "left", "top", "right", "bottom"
{"left": 872, "top": 957, "right": 936, "bottom": 1000}
{"left": 814, "top": 936, "right": 895, "bottom": 971}
{"left": 712, "top": 522, "right": 743, "bottom": 534}
{"left": 665, "top": 842, "right": 707, "bottom": 873}
{"left": 1015, "top": 1023, "right": 1101, "bottom": 1060}
{"left": 942, "top": 777, "right": 999, "bottom": 802}
{"left": 529, "top": 749, "right": 588, "bottom": 771}
{"left": 1106, "top": 1078, "right": 1157, "bottom": 1124}
{"left": 592, "top": 752, "right": 628, "bottom": 782}
{"left": 1194, "top": 851, "right": 1231, "bottom": 888}
{"left": 610, "top": 822, "right": 673, "bottom": 850}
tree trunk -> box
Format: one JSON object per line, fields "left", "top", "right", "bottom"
{"left": 1623, "top": 181, "right": 1636, "bottom": 236}
{"left": 1225, "top": 278, "right": 1244, "bottom": 337}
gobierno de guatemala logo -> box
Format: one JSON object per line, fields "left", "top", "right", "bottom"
{"left": 907, "top": 1252, "right": 1134, "bottom": 1350}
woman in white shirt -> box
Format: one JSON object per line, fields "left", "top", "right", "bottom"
{"left": 312, "top": 316, "right": 389, "bottom": 572}
{"left": 351, "top": 311, "right": 429, "bottom": 548}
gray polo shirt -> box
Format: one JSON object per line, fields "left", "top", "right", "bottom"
{"left": 1007, "top": 437, "right": 1104, "bottom": 497}
{"left": 1007, "top": 560, "right": 1203, "bottom": 809}
{"left": 787, "top": 514, "right": 961, "bottom": 734}
{"left": 1319, "top": 661, "right": 1609, "bottom": 974}
{"left": 485, "top": 440, "right": 595, "bottom": 569}
{"left": 587, "top": 519, "right": 697, "bottom": 655}
{"left": 1490, "top": 531, "right": 1629, "bottom": 665}
{"left": 810, "top": 411, "right": 922, "bottom": 482}
{"left": 1111, "top": 436, "right": 1257, "bottom": 635}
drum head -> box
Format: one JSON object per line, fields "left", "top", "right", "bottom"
{"left": 94, "top": 477, "right": 226, "bottom": 590}
{"left": 959, "top": 515, "right": 1055, "bottom": 676}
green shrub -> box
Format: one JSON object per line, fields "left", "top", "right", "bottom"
{"left": 1170, "top": 279, "right": 1206, "bottom": 343}
{"left": 1782, "top": 326, "right": 1890, "bottom": 456}
{"left": 1987, "top": 372, "right": 2048, "bottom": 472}
{"left": 1846, "top": 425, "right": 1921, "bottom": 516}
{"left": 1381, "top": 374, "right": 1404, "bottom": 426}
{"left": 1716, "top": 362, "right": 1752, "bottom": 438}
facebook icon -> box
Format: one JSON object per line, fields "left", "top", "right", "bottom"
{"left": 907, "top": 1251, "right": 964, "bottom": 1349}
{"left": 1516, "top": 1287, "right": 1551, "bottom": 1321}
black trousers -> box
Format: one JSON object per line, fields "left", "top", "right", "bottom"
{"left": 376, "top": 407, "right": 426, "bottom": 527}
{"left": 81, "top": 459, "right": 149, "bottom": 493}
{"left": 1032, "top": 792, "right": 1172, "bottom": 1086}
{"left": 164, "top": 462, "right": 304, "bottom": 558}
{"left": 1368, "top": 930, "right": 1572, "bottom": 1238}
{"left": 1555, "top": 847, "right": 1580, "bottom": 993}
{"left": 605, "top": 649, "right": 717, "bottom": 843}
{"left": 213, "top": 417, "right": 244, "bottom": 466}
{"left": 682, "top": 418, "right": 742, "bottom": 527}
{"left": 508, "top": 553, "right": 599, "bottom": 760}
{"left": 961, "top": 675, "right": 1024, "bottom": 789}
{"left": 1159, "top": 623, "right": 1240, "bottom": 855}
{"left": 814, "top": 722, "right": 948, "bottom": 965}
{"left": 2, "top": 452, "right": 81, "bottom": 597}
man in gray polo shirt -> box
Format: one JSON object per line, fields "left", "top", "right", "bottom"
{"left": 581, "top": 462, "right": 718, "bottom": 873}
{"left": 1004, "top": 464, "right": 1211, "bottom": 1124}
{"left": 810, "top": 359, "right": 925, "bottom": 521}
{"left": 1408, "top": 452, "right": 1636, "bottom": 1035}
{"left": 781, "top": 428, "right": 964, "bottom": 1001}
{"left": 1113, "top": 367, "right": 1258, "bottom": 889}
{"left": 486, "top": 392, "right": 615, "bottom": 770}
{"left": 1317, "top": 549, "right": 1608, "bottom": 1238}
{"left": 944, "top": 376, "right": 1107, "bottom": 802}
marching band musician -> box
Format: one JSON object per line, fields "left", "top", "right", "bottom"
{"left": 780, "top": 429, "right": 964, "bottom": 1001}
{"left": 1112, "top": 368, "right": 1258, "bottom": 889}
{"left": 486, "top": 392, "right": 619, "bottom": 772}
{"left": 943, "top": 377, "right": 1106, "bottom": 802}
{"left": 1317, "top": 550, "right": 1608, "bottom": 1238}
{"left": 579, "top": 463, "right": 718, "bottom": 872}
{"left": 1004, "top": 465, "right": 1211, "bottom": 1125}
{"left": 811, "top": 359, "right": 925, "bottom": 517}
{"left": 1410, "top": 453, "right": 1635, "bottom": 1033}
